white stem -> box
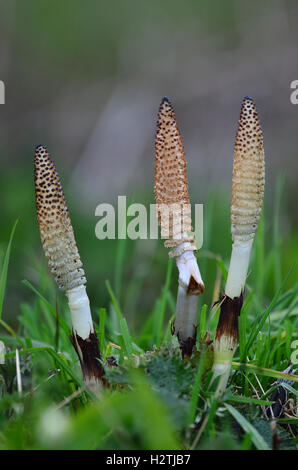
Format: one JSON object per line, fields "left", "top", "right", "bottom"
{"left": 212, "top": 362, "right": 232, "bottom": 397}
{"left": 225, "top": 239, "right": 253, "bottom": 298}
{"left": 175, "top": 245, "right": 204, "bottom": 290}
{"left": 173, "top": 242, "right": 203, "bottom": 353}
{"left": 65, "top": 285, "right": 94, "bottom": 340}
{"left": 212, "top": 239, "right": 254, "bottom": 392}
{"left": 175, "top": 285, "right": 198, "bottom": 340}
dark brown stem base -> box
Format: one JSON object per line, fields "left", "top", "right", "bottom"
{"left": 215, "top": 292, "right": 244, "bottom": 345}
{"left": 187, "top": 275, "right": 204, "bottom": 295}
{"left": 177, "top": 325, "right": 197, "bottom": 358}
{"left": 70, "top": 331, "right": 106, "bottom": 387}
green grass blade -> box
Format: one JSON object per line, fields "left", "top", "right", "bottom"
{"left": 161, "top": 313, "right": 175, "bottom": 344}
{"left": 119, "top": 317, "right": 133, "bottom": 357}
{"left": 152, "top": 258, "right": 173, "bottom": 346}
{"left": 232, "top": 361, "right": 298, "bottom": 383}
{"left": 215, "top": 258, "right": 228, "bottom": 282}
{"left": 5, "top": 346, "right": 82, "bottom": 388}
{"left": 238, "top": 309, "right": 247, "bottom": 362}
{"left": 245, "top": 260, "right": 297, "bottom": 356}
{"left": 0, "top": 318, "right": 25, "bottom": 347}
{"left": 105, "top": 280, "right": 134, "bottom": 357}
{"left": 114, "top": 238, "right": 127, "bottom": 301}
{"left": 0, "top": 220, "right": 18, "bottom": 319}
{"left": 98, "top": 308, "right": 106, "bottom": 353}
{"left": 202, "top": 397, "right": 219, "bottom": 438}
{"left": 199, "top": 304, "right": 207, "bottom": 339}
{"left": 281, "top": 382, "right": 298, "bottom": 397}
{"left": 255, "top": 212, "right": 265, "bottom": 304}
{"left": 22, "top": 279, "right": 69, "bottom": 333}
{"left": 224, "top": 403, "right": 270, "bottom": 450}
{"left": 225, "top": 394, "right": 273, "bottom": 406}
{"left": 273, "top": 175, "right": 284, "bottom": 292}
{"left": 188, "top": 349, "right": 206, "bottom": 425}
{"left": 276, "top": 418, "right": 298, "bottom": 424}
{"left": 105, "top": 279, "right": 123, "bottom": 323}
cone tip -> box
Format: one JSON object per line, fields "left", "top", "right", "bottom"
{"left": 35, "top": 144, "right": 48, "bottom": 154}
{"left": 159, "top": 96, "right": 172, "bottom": 108}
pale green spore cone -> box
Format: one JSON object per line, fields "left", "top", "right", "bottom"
{"left": 212, "top": 97, "right": 265, "bottom": 394}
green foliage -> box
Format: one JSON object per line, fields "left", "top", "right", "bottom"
{"left": 0, "top": 181, "right": 297, "bottom": 450}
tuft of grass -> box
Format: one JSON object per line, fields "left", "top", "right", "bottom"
{"left": 0, "top": 183, "right": 297, "bottom": 450}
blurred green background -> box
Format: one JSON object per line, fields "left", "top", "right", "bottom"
{"left": 0, "top": 0, "right": 297, "bottom": 330}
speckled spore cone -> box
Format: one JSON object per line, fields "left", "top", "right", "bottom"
{"left": 34, "top": 145, "right": 105, "bottom": 388}
{"left": 213, "top": 97, "right": 265, "bottom": 394}
{"left": 34, "top": 146, "right": 86, "bottom": 291}
{"left": 231, "top": 96, "right": 265, "bottom": 244}
{"left": 225, "top": 97, "right": 265, "bottom": 299}
{"left": 155, "top": 97, "right": 190, "bottom": 207}
{"left": 154, "top": 97, "right": 194, "bottom": 253}
{"left": 154, "top": 97, "right": 204, "bottom": 357}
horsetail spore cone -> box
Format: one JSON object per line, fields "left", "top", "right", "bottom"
{"left": 212, "top": 97, "right": 265, "bottom": 392}
{"left": 34, "top": 145, "right": 105, "bottom": 388}
{"left": 154, "top": 97, "right": 204, "bottom": 357}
